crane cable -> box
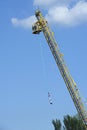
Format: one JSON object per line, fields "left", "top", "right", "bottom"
{"left": 39, "top": 42, "right": 53, "bottom": 105}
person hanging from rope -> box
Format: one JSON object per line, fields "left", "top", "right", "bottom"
{"left": 48, "top": 92, "right": 53, "bottom": 105}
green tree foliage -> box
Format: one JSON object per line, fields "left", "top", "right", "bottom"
{"left": 52, "top": 119, "right": 62, "bottom": 130}
{"left": 52, "top": 115, "right": 85, "bottom": 130}
{"left": 63, "top": 115, "right": 85, "bottom": 130}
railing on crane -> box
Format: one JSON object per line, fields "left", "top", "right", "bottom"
{"left": 32, "top": 10, "right": 87, "bottom": 129}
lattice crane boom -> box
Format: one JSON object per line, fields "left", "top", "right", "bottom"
{"left": 32, "top": 10, "right": 87, "bottom": 129}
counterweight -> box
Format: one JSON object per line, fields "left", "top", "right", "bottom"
{"left": 32, "top": 10, "right": 87, "bottom": 129}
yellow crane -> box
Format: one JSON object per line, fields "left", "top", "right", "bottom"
{"left": 32, "top": 10, "right": 87, "bottom": 129}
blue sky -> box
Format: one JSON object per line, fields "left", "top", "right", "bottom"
{"left": 0, "top": 0, "right": 87, "bottom": 130}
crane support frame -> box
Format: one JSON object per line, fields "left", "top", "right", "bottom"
{"left": 32, "top": 10, "right": 87, "bottom": 129}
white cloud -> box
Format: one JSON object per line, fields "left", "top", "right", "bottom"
{"left": 11, "top": 0, "right": 87, "bottom": 28}
{"left": 11, "top": 15, "right": 36, "bottom": 29}
{"left": 33, "top": 0, "right": 80, "bottom": 7}
{"left": 34, "top": 0, "right": 57, "bottom": 6}
{"left": 45, "top": 1, "right": 87, "bottom": 26}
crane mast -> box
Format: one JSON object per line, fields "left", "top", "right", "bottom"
{"left": 32, "top": 10, "right": 87, "bottom": 129}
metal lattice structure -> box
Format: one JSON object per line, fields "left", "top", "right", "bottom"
{"left": 32, "top": 10, "right": 87, "bottom": 129}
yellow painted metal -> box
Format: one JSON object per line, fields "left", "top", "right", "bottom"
{"left": 32, "top": 10, "right": 87, "bottom": 129}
